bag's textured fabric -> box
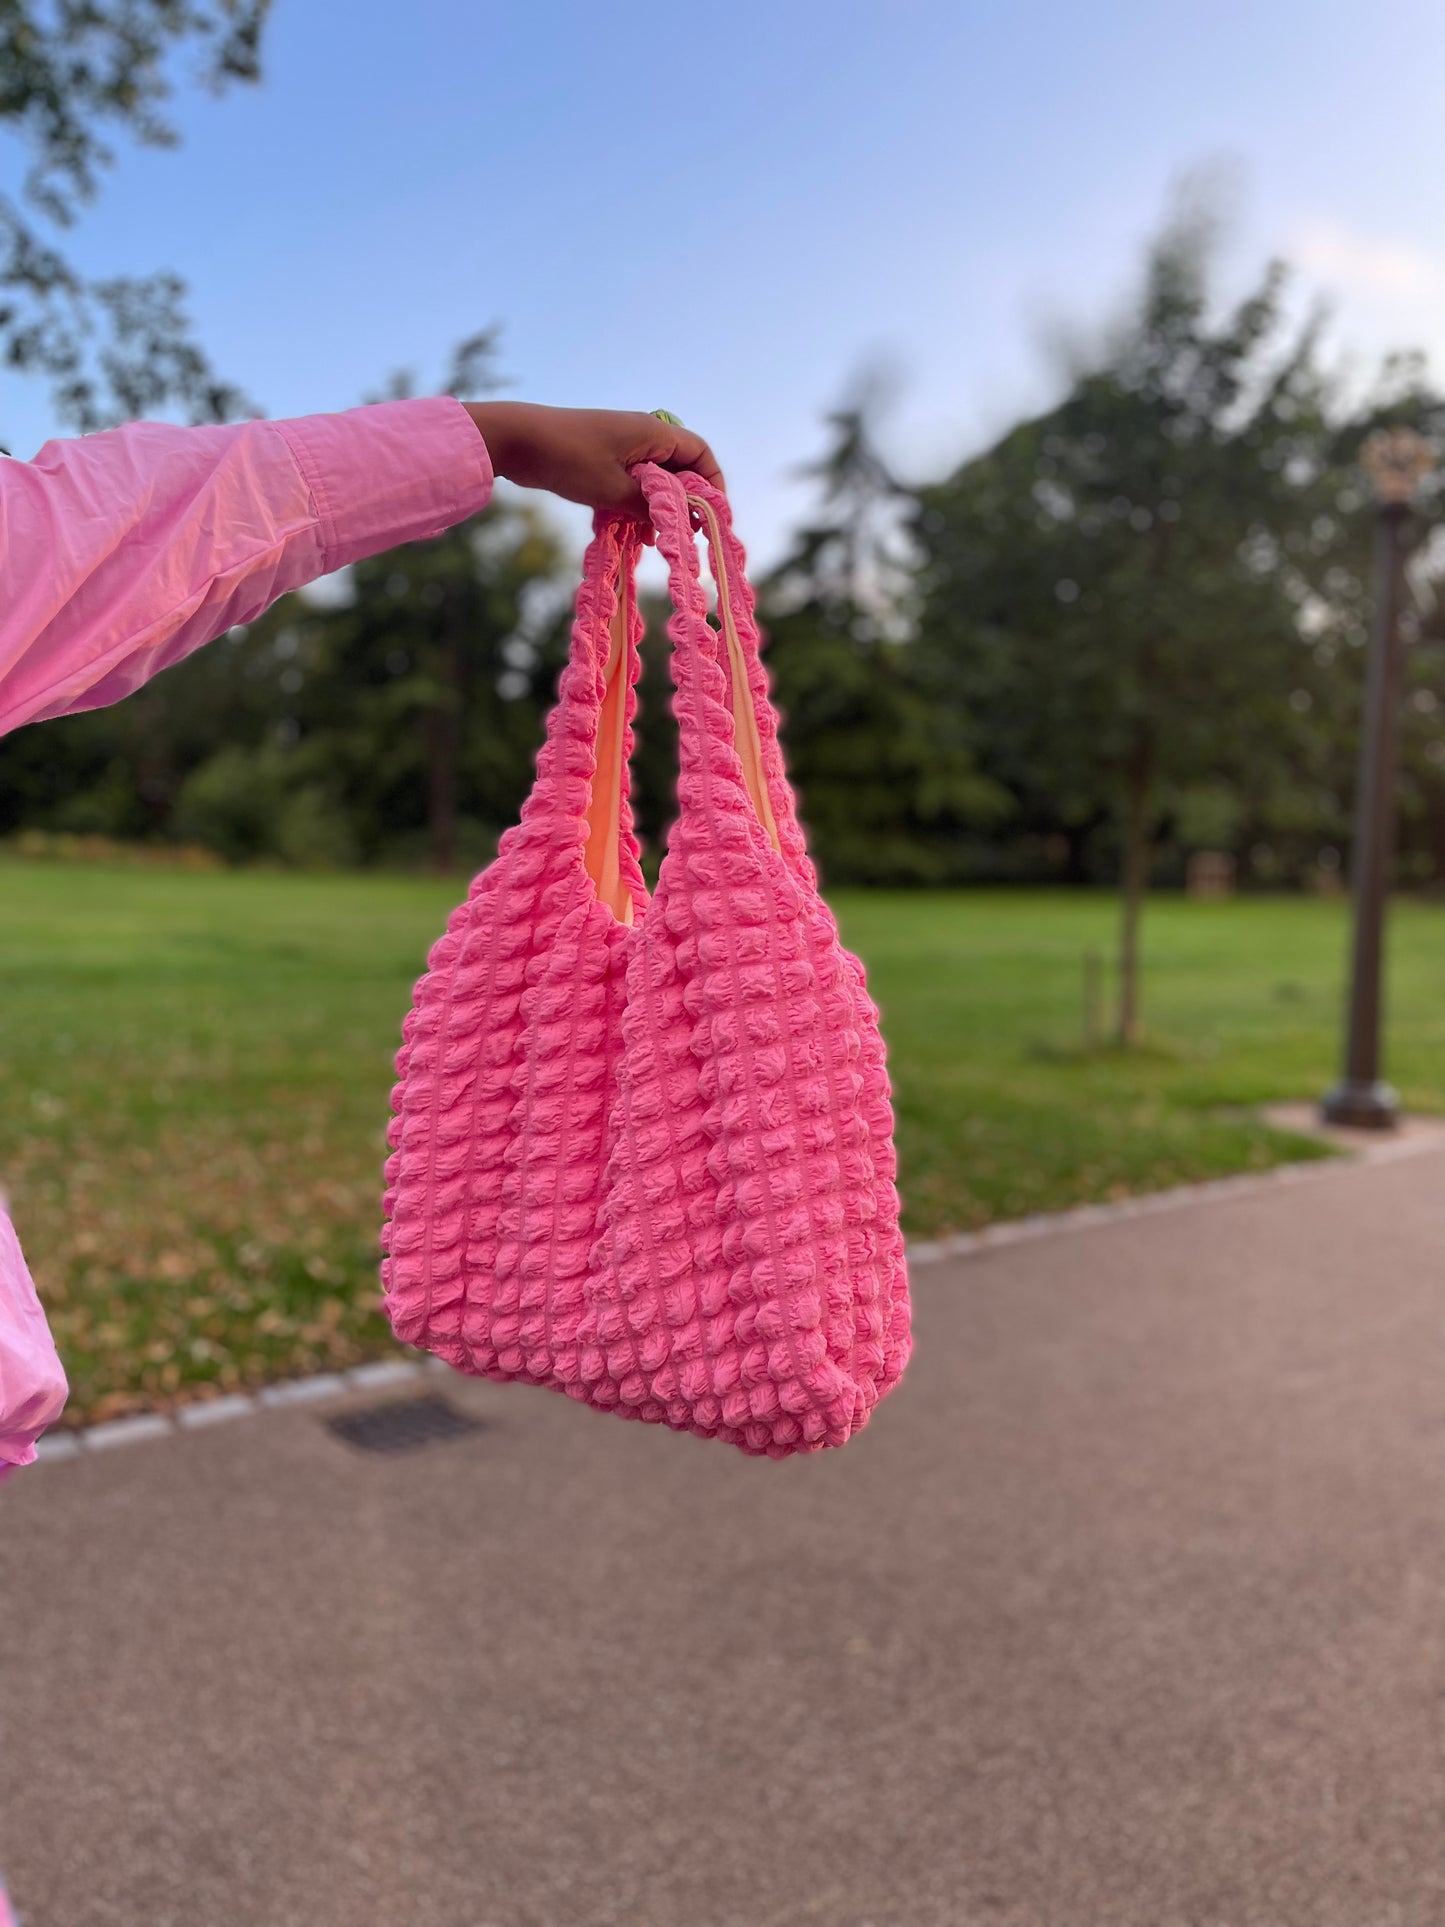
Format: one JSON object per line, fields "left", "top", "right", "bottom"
{"left": 382, "top": 465, "right": 909, "bottom": 1455}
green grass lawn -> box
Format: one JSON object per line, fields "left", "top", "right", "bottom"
{"left": 3, "top": 861, "right": 1442, "bottom": 1423}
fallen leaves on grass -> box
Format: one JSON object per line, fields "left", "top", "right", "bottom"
{"left": 2, "top": 1099, "right": 405, "bottom": 1425}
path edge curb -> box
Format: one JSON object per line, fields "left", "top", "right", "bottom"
{"left": 24, "top": 1126, "right": 1445, "bottom": 1466}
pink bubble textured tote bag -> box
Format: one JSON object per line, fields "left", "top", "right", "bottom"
{"left": 382, "top": 464, "right": 910, "bottom": 1456}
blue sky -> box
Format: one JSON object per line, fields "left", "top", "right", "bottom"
{"left": 6, "top": 0, "right": 1445, "bottom": 564}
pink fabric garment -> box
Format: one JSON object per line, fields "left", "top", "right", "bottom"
{"left": 0, "top": 1210, "right": 66, "bottom": 1482}
{"left": 0, "top": 397, "right": 494, "bottom": 1471}
{"left": 383, "top": 465, "right": 910, "bottom": 1456}
{"left": 1, "top": 398, "right": 491, "bottom": 736}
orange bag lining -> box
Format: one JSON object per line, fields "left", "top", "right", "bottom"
{"left": 689, "top": 494, "right": 782, "bottom": 859}
{"left": 583, "top": 553, "right": 635, "bottom": 925}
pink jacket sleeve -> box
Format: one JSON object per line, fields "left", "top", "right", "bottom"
{"left": 0, "top": 395, "right": 493, "bottom": 736}
{"left": 0, "top": 1213, "right": 67, "bottom": 1481}
{"left": 0, "top": 395, "right": 493, "bottom": 1473}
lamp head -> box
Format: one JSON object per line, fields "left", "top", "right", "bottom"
{"left": 1361, "top": 425, "right": 1436, "bottom": 506}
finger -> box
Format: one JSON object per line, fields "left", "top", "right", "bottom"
{"left": 657, "top": 427, "right": 725, "bottom": 491}
{"left": 603, "top": 463, "right": 650, "bottom": 519}
{"left": 618, "top": 475, "right": 649, "bottom": 518}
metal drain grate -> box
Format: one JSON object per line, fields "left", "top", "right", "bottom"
{"left": 326, "top": 1394, "right": 483, "bottom": 1454}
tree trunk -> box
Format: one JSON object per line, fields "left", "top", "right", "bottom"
{"left": 133, "top": 686, "right": 174, "bottom": 836}
{"left": 427, "top": 584, "right": 466, "bottom": 873}
{"left": 1117, "top": 755, "right": 1152, "bottom": 1048}
{"left": 1425, "top": 784, "right": 1445, "bottom": 890}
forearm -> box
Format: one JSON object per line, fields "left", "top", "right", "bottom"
{"left": 0, "top": 393, "right": 723, "bottom": 741}
{"left": 0, "top": 397, "right": 492, "bottom": 739}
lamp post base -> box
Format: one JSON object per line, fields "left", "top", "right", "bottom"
{"left": 1320, "top": 1078, "right": 1400, "bottom": 1130}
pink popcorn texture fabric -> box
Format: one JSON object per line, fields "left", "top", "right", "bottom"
{"left": 383, "top": 465, "right": 910, "bottom": 1455}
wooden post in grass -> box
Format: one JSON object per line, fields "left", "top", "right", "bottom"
{"left": 1083, "top": 949, "right": 1104, "bottom": 1053}
{"left": 1116, "top": 754, "right": 1151, "bottom": 1048}
{"left": 1322, "top": 426, "right": 1435, "bottom": 1130}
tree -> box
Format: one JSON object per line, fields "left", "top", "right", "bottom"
{"left": 0, "top": 326, "right": 567, "bottom": 872}
{"left": 239, "top": 495, "right": 571, "bottom": 872}
{"left": 757, "top": 395, "right": 1004, "bottom": 885}
{"left": 1, "top": 0, "right": 269, "bottom": 443}
{"left": 352, "top": 328, "right": 516, "bottom": 868}
{"left": 0, "top": 490, "right": 574, "bottom": 872}
{"left": 912, "top": 194, "right": 1351, "bottom": 1042}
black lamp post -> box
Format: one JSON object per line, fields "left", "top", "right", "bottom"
{"left": 1322, "top": 426, "right": 1435, "bottom": 1130}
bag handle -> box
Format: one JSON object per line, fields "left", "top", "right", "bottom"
{"left": 632, "top": 463, "right": 816, "bottom": 887}
{"left": 532, "top": 467, "right": 813, "bottom": 928}
{"left": 681, "top": 487, "right": 781, "bottom": 853}
{"left": 521, "top": 515, "right": 648, "bottom": 926}
{"left": 582, "top": 521, "right": 645, "bottom": 922}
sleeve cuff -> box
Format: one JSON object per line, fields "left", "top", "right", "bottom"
{"left": 275, "top": 395, "right": 494, "bottom": 573}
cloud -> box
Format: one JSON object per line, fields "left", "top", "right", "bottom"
{"left": 1291, "top": 220, "right": 1445, "bottom": 303}
{"left": 1279, "top": 218, "right": 1445, "bottom": 398}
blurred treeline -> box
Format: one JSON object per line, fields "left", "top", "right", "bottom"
{"left": 7, "top": 207, "right": 1445, "bottom": 894}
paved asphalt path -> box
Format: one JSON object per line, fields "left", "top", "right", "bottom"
{"left": 3, "top": 1146, "right": 1445, "bottom": 1927}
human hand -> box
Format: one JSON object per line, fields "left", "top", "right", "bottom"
{"left": 463, "top": 402, "right": 723, "bottom": 518}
